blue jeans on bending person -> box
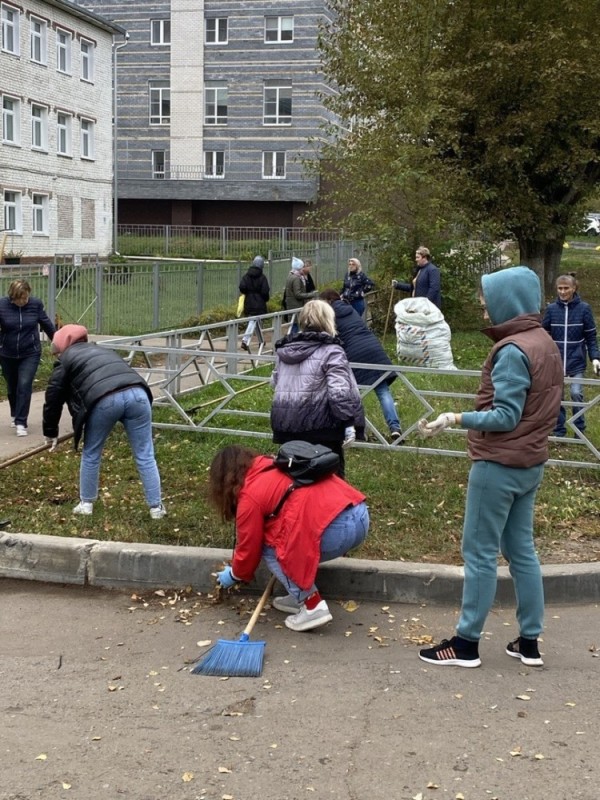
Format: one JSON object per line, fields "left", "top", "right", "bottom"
{"left": 373, "top": 381, "right": 401, "bottom": 433}
{"left": 555, "top": 372, "right": 585, "bottom": 436}
{"left": 0, "top": 353, "right": 41, "bottom": 427}
{"left": 80, "top": 386, "right": 162, "bottom": 508}
{"left": 457, "top": 460, "right": 545, "bottom": 642}
{"left": 262, "top": 501, "right": 370, "bottom": 602}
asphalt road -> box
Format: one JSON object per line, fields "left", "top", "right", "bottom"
{"left": 1, "top": 580, "right": 598, "bottom": 800}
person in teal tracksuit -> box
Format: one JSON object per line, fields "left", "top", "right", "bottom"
{"left": 417, "top": 266, "right": 563, "bottom": 669}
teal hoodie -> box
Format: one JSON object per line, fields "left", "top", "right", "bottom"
{"left": 461, "top": 266, "right": 542, "bottom": 433}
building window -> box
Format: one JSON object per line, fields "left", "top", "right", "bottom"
{"left": 80, "top": 118, "right": 94, "bottom": 159}
{"left": 30, "top": 16, "right": 47, "bottom": 64}
{"left": 56, "top": 28, "right": 71, "bottom": 73}
{"left": 263, "top": 151, "right": 286, "bottom": 179}
{"left": 204, "top": 150, "right": 224, "bottom": 179}
{"left": 80, "top": 39, "right": 94, "bottom": 81}
{"left": 57, "top": 112, "right": 72, "bottom": 155}
{"left": 263, "top": 83, "right": 292, "bottom": 125}
{"left": 151, "top": 19, "right": 170, "bottom": 45}
{"left": 205, "top": 83, "right": 227, "bottom": 125}
{"left": 1, "top": 4, "right": 20, "bottom": 55}
{"left": 149, "top": 81, "right": 170, "bottom": 125}
{"left": 152, "top": 150, "right": 165, "bottom": 179}
{"left": 2, "top": 95, "right": 20, "bottom": 144}
{"left": 206, "top": 17, "right": 227, "bottom": 44}
{"left": 31, "top": 104, "right": 48, "bottom": 150}
{"left": 3, "top": 190, "right": 22, "bottom": 233}
{"left": 32, "top": 193, "right": 49, "bottom": 235}
{"left": 264, "top": 16, "right": 293, "bottom": 43}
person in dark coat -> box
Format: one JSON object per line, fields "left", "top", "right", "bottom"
{"left": 42, "top": 324, "right": 165, "bottom": 519}
{"left": 393, "top": 246, "right": 442, "bottom": 309}
{"left": 321, "top": 289, "right": 403, "bottom": 443}
{"left": 541, "top": 273, "right": 600, "bottom": 436}
{"left": 239, "top": 255, "right": 270, "bottom": 351}
{"left": 0, "top": 279, "right": 55, "bottom": 436}
{"left": 341, "top": 258, "right": 375, "bottom": 317}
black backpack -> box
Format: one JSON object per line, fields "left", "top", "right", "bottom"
{"left": 266, "top": 441, "right": 340, "bottom": 519}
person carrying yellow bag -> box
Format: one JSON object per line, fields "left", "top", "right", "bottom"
{"left": 239, "top": 256, "right": 270, "bottom": 351}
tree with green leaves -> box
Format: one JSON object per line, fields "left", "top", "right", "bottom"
{"left": 317, "top": 0, "right": 600, "bottom": 295}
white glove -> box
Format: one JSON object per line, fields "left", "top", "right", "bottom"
{"left": 417, "top": 413, "right": 456, "bottom": 438}
{"left": 45, "top": 437, "right": 58, "bottom": 452}
{"left": 593, "top": 359, "right": 600, "bottom": 376}
{"left": 391, "top": 280, "right": 398, "bottom": 289}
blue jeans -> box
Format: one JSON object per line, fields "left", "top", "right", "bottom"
{"left": 262, "top": 501, "right": 370, "bottom": 602}
{"left": 457, "top": 460, "right": 545, "bottom": 642}
{"left": 555, "top": 372, "right": 585, "bottom": 435}
{"left": 350, "top": 298, "right": 365, "bottom": 317}
{"left": 80, "top": 386, "right": 162, "bottom": 507}
{"left": 0, "top": 353, "right": 41, "bottom": 427}
{"left": 374, "top": 382, "right": 401, "bottom": 433}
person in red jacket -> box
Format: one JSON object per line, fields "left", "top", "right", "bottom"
{"left": 208, "top": 445, "right": 369, "bottom": 632}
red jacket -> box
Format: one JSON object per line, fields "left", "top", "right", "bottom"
{"left": 232, "top": 455, "right": 366, "bottom": 590}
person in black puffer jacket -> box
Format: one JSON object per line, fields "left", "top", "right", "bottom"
{"left": 320, "top": 289, "right": 403, "bottom": 443}
{"left": 239, "top": 255, "right": 270, "bottom": 351}
{"left": 42, "top": 324, "right": 165, "bottom": 519}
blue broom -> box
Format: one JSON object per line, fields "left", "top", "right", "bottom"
{"left": 192, "top": 576, "right": 276, "bottom": 677}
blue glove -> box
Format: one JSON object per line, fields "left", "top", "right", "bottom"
{"left": 216, "top": 565, "right": 237, "bottom": 589}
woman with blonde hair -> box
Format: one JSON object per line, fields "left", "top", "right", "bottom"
{"left": 270, "top": 299, "right": 364, "bottom": 477}
{"left": 341, "top": 257, "right": 375, "bottom": 317}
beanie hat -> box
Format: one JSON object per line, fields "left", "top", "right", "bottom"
{"left": 252, "top": 255, "right": 265, "bottom": 269}
{"left": 51, "top": 324, "right": 88, "bottom": 354}
{"left": 291, "top": 257, "right": 304, "bottom": 271}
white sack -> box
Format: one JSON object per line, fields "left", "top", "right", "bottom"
{"left": 394, "top": 297, "right": 456, "bottom": 369}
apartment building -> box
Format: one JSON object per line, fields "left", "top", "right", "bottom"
{"left": 0, "top": 0, "right": 124, "bottom": 261}
{"left": 78, "top": 0, "right": 337, "bottom": 228}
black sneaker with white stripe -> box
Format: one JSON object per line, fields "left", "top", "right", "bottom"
{"left": 419, "top": 635, "right": 481, "bottom": 668}
{"left": 506, "top": 636, "right": 543, "bottom": 666}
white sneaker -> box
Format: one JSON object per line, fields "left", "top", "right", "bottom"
{"left": 73, "top": 501, "right": 93, "bottom": 515}
{"left": 10, "top": 418, "right": 15, "bottom": 428}
{"left": 272, "top": 594, "right": 302, "bottom": 614}
{"left": 284, "top": 600, "right": 332, "bottom": 632}
{"left": 149, "top": 504, "right": 167, "bottom": 519}
{"left": 15, "top": 425, "right": 28, "bottom": 437}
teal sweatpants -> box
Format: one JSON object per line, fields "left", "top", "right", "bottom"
{"left": 457, "top": 460, "right": 545, "bottom": 642}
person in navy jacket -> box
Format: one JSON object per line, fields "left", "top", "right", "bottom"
{"left": 542, "top": 273, "right": 600, "bottom": 437}
{"left": 0, "top": 279, "right": 55, "bottom": 436}
{"left": 393, "top": 246, "right": 442, "bottom": 309}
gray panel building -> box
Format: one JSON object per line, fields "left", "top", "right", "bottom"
{"left": 77, "top": 0, "right": 338, "bottom": 228}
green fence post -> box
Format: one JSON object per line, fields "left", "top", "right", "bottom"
{"left": 153, "top": 262, "right": 160, "bottom": 329}
{"left": 196, "top": 261, "right": 204, "bottom": 315}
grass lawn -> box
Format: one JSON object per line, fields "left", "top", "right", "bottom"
{"left": 1, "top": 248, "right": 599, "bottom": 565}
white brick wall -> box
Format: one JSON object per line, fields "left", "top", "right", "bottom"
{"left": 170, "top": 0, "right": 204, "bottom": 172}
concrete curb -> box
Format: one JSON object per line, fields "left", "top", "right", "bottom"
{"left": 2, "top": 531, "right": 600, "bottom": 605}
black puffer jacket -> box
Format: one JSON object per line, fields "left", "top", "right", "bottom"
{"left": 239, "top": 267, "right": 270, "bottom": 316}
{"left": 331, "top": 300, "right": 396, "bottom": 386}
{"left": 42, "top": 342, "right": 152, "bottom": 449}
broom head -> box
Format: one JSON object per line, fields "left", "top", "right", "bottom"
{"left": 191, "top": 633, "right": 267, "bottom": 677}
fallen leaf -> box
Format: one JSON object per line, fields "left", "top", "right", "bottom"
{"left": 218, "top": 766, "right": 232, "bottom": 774}
{"left": 35, "top": 754, "right": 47, "bottom": 761}
{"left": 182, "top": 772, "right": 194, "bottom": 782}
{"left": 427, "top": 782, "right": 439, "bottom": 788}
{"left": 510, "top": 747, "right": 522, "bottom": 757}
{"left": 341, "top": 600, "right": 359, "bottom": 612}
{"left": 516, "top": 694, "right": 531, "bottom": 701}
{"left": 197, "top": 640, "right": 212, "bottom": 648}
{"left": 565, "top": 702, "right": 576, "bottom": 707}
{"left": 534, "top": 753, "right": 545, "bottom": 760}
{"left": 62, "top": 783, "right": 71, "bottom": 790}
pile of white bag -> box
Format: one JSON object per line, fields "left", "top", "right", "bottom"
{"left": 395, "top": 297, "right": 456, "bottom": 369}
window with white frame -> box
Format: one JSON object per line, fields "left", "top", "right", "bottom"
{"left": 32, "top": 193, "right": 49, "bottom": 235}
{"left": 204, "top": 150, "right": 224, "bottom": 178}
{"left": 56, "top": 28, "right": 71, "bottom": 73}
{"left": 57, "top": 112, "right": 72, "bottom": 155}
{"left": 80, "top": 118, "right": 94, "bottom": 159}
{"left": 151, "top": 19, "right": 170, "bottom": 45}
{"left": 263, "top": 151, "right": 286, "bottom": 179}
{"left": 152, "top": 150, "right": 165, "bottom": 179}
{"left": 3, "top": 190, "right": 22, "bottom": 233}
{"left": 31, "top": 104, "right": 48, "bottom": 150}
{"left": 205, "top": 17, "right": 227, "bottom": 44}
{"left": 263, "top": 83, "right": 292, "bottom": 125}
{"left": 30, "top": 16, "right": 47, "bottom": 63}
{"left": 1, "top": 4, "right": 20, "bottom": 55}
{"left": 149, "top": 81, "right": 170, "bottom": 125}
{"left": 2, "top": 95, "right": 20, "bottom": 144}
{"left": 80, "top": 38, "right": 94, "bottom": 81}
{"left": 264, "top": 16, "right": 293, "bottom": 43}
{"left": 205, "top": 83, "right": 227, "bottom": 125}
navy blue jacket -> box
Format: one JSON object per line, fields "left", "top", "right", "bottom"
{"left": 541, "top": 294, "right": 600, "bottom": 375}
{"left": 396, "top": 261, "right": 442, "bottom": 308}
{"left": 331, "top": 300, "right": 396, "bottom": 386}
{"left": 341, "top": 270, "right": 375, "bottom": 302}
{"left": 0, "top": 295, "right": 55, "bottom": 359}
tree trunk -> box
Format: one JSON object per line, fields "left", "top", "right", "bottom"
{"left": 517, "top": 237, "right": 565, "bottom": 302}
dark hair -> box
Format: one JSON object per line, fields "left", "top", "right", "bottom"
{"left": 319, "top": 288, "right": 342, "bottom": 304}
{"left": 208, "top": 445, "right": 259, "bottom": 521}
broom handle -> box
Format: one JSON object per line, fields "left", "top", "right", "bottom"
{"left": 242, "top": 576, "right": 276, "bottom": 637}
{"left": 382, "top": 283, "right": 396, "bottom": 341}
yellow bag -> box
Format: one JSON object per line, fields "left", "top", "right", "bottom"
{"left": 236, "top": 295, "right": 245, "bottom": 317}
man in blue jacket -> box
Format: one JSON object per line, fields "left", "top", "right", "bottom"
{"left": 542, "top": 274, "right": 600, "bottom": 437}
